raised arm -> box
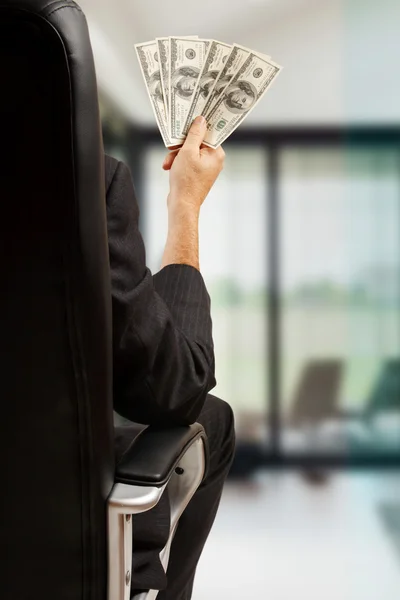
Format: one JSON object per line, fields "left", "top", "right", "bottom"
{"left": 106, "top": 116, "right": 225, "bottom": 426}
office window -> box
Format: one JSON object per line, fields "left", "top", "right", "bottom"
{"left": 279, "top": 147, "right": 400, "bottom": 455}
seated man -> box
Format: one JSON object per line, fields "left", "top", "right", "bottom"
{"left": 107, "top": 115, "right": 236, "bottom": 599}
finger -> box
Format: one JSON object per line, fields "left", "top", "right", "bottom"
{"left": 184, "top": 115, "right": 207, "bottom": 151}
{"left": 162, "top": 149, "right": 180, "bottom": 170}
{"left": 162, "top": 148, "right": 179, "bottom": 165}
{"left": 162, "top": 152, "right": 179, "bottom": 171}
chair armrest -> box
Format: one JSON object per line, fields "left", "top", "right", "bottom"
{"left": 108, "top": 423, "right": 208, "bottom": 600}
{"left": 115, "top": 423, "right": 209, "bottom": 487}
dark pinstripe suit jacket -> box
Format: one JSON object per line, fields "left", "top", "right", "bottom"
{"left": 105, "top": 154, "right": 216, "bottom": 432}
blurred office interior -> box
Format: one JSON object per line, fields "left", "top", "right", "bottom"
{"left": 79, "top": 0, "right": 400, "bottom": 597}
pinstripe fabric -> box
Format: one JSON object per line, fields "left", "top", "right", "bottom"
{"left": 105, "top": 155, "right": 216, "bottom": 430}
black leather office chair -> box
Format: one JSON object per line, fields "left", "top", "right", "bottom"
{"left": 0, "top": 2, "right": 208, "bottom": 599}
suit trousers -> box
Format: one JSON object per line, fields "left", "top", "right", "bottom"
{"left": 114, "top": 394, "right": 236, "bottom": 600}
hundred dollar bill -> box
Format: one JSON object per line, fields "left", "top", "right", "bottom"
{"left": 156, "top": 36, "right": 198, "bottom": 118}
{"left": 202, "top": 44, "right": 270, "bottom": 119}
{"left": 156, "top": 38, "right": 170, "bottom": 116}
{"left": 204, "top": 53, "right": 282, "bottom": 148}
{"left": 135, "top": 40, "right": 172, "bottom": 147}
{"left": 181, "top": 40, "right": 232, "bottom": 136}
{"left": 169, "top": 37, "right": 210, "bottom": 140}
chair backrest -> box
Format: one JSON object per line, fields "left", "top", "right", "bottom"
{"left": 0, "top": 2, "right": 114, "bottom": 598}
{"left": 289, "top": 360, "right": 343, "bottom": 426}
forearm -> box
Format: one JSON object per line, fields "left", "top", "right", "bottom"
{"left": 161, "top": 198, "right": 200, "bottom": 271}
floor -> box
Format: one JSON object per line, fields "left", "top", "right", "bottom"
{"left": 193, "top": 471, "right": 400, "bottom": 599}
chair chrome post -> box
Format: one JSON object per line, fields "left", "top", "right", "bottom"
{"left": 108, "top": 484, "right": 167, "bottom": 600}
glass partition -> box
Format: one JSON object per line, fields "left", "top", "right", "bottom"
{"left": 279, "top": 146, "right": 400, "bottom": 456}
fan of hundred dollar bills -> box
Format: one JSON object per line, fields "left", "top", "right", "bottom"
{"left": 135, "top": 37, "right": 282, "bottom": 148}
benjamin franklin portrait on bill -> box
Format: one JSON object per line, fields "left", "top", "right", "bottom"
{"left": 171, "top": 66, "right": 200, "bottom": 100}
{"left": 148, "top": 70, "right": 164, "bottom": 104}
{"left": 223, "top": 80, "right": 257, "bottom": 114}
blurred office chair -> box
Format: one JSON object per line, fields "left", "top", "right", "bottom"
{"left": 365, "top": 359, "right": 400, "bottom": 420}
{"left": 287, "top": 361, "right": 342, "bottom": 482}
{"left": 360, "top": 359, "right": 400, "bottom": 451}
{"left": 289, "top": 360, "right": 343, "bottom": 428}
{"left": 0, "top": 2, "right": 208, "bottom": 599}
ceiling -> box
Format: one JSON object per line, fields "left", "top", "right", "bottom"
{"left": 78, "top": 0, "right": 400, "bottom": 128}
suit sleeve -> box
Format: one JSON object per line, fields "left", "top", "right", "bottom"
{"left": 106, "top": 159, "right": 216, "bottom": 426}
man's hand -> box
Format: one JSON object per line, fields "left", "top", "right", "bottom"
{"left": 160, "top": 116, "right": 224, "bottom": 271}
{"left": 162, "top": 115, "right": 225, "bottom": 212}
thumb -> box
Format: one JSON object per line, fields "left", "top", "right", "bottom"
{"left": 184, "top": 115, "right": 207, "bottom": 151}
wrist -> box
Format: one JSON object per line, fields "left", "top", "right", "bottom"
{"left": 167, "top": 201, "right": 199, "bottom": 238}
{"left": 167, "top": 192, "right": 201, "bottom": 217}
{"left": 161, "top": 196, "right": 200, "bottom": 271}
